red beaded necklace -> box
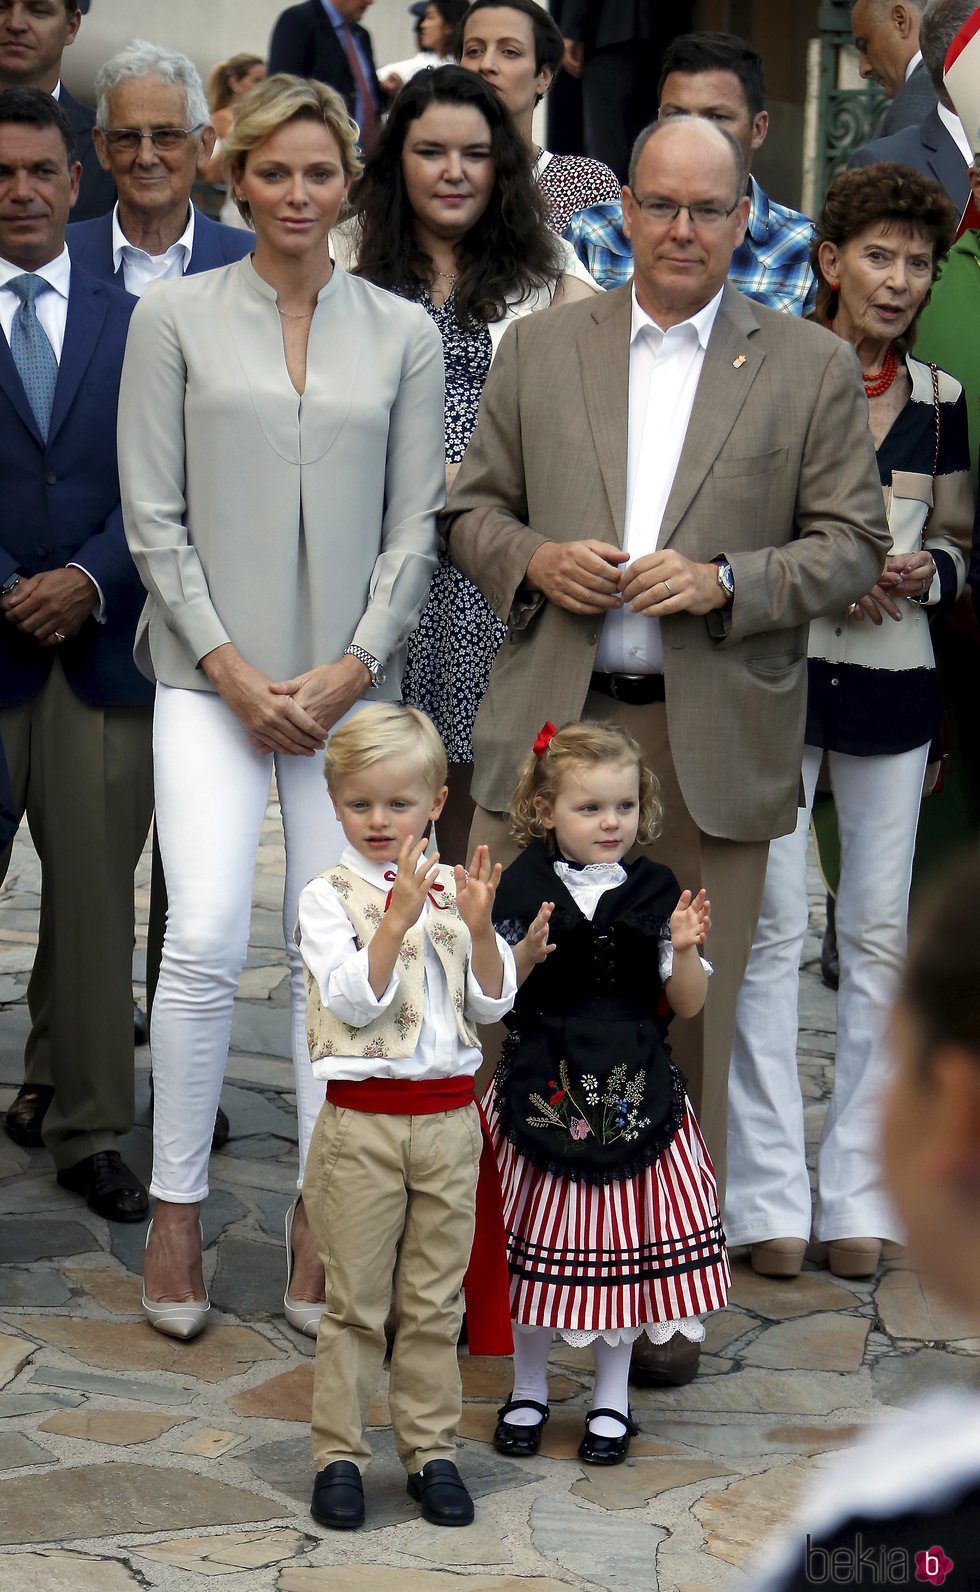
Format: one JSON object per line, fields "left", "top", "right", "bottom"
{"left": 860, "top": 343, "right": 898, "bottom": 399}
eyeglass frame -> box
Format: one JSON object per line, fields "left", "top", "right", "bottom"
{"left": 100, "top": 124, "right": 206, "bottom": 154}
{"left": 628, "top": 193, "right": 743, "bottom": 229}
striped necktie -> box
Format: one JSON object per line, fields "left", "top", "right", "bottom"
{"left": 339, "top": 19, "right": 378, "bottom": 151}
{"left": 8, "top": 273, "right": 58, "bottom": 441}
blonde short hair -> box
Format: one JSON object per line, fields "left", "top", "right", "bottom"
{"left": 224, "top": 73, "right": 362, "bottom": 225}
{"left": 324, "top": 705, "right": 448, "bottom": 796}
{"left": 509, "top": 720, "right": 663, "bottom": 848}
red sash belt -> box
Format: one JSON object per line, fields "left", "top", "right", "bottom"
{"left": 325, "top": 1076, "right": 514, "bottom": 1356}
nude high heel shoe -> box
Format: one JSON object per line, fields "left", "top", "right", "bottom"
{"left": 827, "top": 1238, "right": 882, "bottom": 1278}
{"left": 284, "top": 1198, "right": 326, "bottom": 1339}
{"left": 141, "top": 1218, "right": 210, "bottom": 1341}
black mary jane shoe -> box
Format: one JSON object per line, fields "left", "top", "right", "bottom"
{"left": 577, "top": 1406, "right": 639, "bottom": 1467}
{"left": 406, "top": 1459, "right": 474, "bottom": 1526}
{"left": 311, "top": 1460, "right": 365, "bottom": 1530}
{"left": 492, "top": 1397, "right": 550, "bottom": 1457}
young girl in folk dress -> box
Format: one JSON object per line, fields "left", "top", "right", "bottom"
{"left": 488, "top": 721, "right": 730, "bottom": 1465}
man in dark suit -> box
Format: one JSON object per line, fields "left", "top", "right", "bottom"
{"left": 851, "top": 0, "right": 935, "bottom": 137}
{"left": 269, "top": 0, "right": 382, "bottom": 149}
{"left": 66, "top": 41, "right": 253, "bottom": 292}
{"left": 848, "top": 0, "right": 975, "bottom": 212}
{"left": 0, "top": 0, "right": 113, "bottom": 221}
{"left": 66, "top": 41, "right": 253, "bottom": 1153}
{"left": 558, "top": 0, "right": 695, "bottom": 179}
{"left": 0, "top": 87, "right": 153, "bottom": 1219}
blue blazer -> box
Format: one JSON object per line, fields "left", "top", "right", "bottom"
{"left": 848, "top": 107, "right": 971, "bottom": 213}
{"left": 66, "top": 207, "right": 254, "bottom": 283}
{"left": 0, "top": 268, "right": 152, "bottom": 711}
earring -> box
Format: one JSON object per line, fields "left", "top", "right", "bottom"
{"left": 828, "top": 279, "right": 839, "bottom": 290}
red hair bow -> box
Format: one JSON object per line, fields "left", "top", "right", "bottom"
{"left": 383, "top": 867, "right": 447, "bottom": 913}
{"left": 533, "top": 721, "right": 557, "bottom": 759}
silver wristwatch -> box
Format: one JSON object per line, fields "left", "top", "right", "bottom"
{"left": 345, "top": 643, "right": 385, "bottom": 689}
{"left": 715, "top": 560, "right": 735, "bottom": 604}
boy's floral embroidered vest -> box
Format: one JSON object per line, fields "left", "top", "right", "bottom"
{"left": 305, "top": 863, "right": 478, "bottom": 1063}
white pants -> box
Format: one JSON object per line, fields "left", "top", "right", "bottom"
{"left": 726, "top": 739, "right": 929, "bottom": 1247}
{"left": 149, "top": 684, "right": 356, "bottom": 1203}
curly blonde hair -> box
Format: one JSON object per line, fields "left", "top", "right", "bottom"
{"left": 509, "top": 721, "right": 663, "bottom": 849}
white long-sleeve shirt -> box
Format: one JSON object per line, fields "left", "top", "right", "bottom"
{"left": 297, "top": 844, "right": 518, "bottom": 1083}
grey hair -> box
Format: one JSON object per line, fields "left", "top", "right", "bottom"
{"left": 96, "top": 39, "right": 210, "bottom": 131}
{"left": 851, "top": 0, "right": 929, "bottom": 17}
{"left": 920, "top": 0, "right": 977, "bottom": 97}
{"left": 630, "top": 115, "right": 747, "bottom": 202}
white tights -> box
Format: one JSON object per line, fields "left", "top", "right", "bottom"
{"left": 511, "top": 1324, "right": 633, "bottom": 1438}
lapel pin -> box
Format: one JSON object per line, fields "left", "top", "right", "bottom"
{"left": 733, "top": 354, "right": 747, "bottom": 369}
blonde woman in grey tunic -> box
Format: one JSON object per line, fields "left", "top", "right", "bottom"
{"left": 118, "top": 76, "right": 444, "bottom": 1340}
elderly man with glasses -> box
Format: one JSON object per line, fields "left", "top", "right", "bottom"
{"left": 66, "top": 39, "right": 253, "bottom": 290}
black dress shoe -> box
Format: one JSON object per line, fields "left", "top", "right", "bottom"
{"left": 57, "top": 1151, "right": 149, "bottom": 1223}
{"left": 407, "top": 1459, "right": 474, "bottom": 1526}
{"left": 493, "top": 1397, "right": 550, "bottom": 1456}
{"left": 310, "top": 1460, "right": 364, "bottom": 1530}
{"left": 133, "top": 1002, "right": 149, "bottom": 1046}
{"left": 3, "top": 1084, "right": 54, "bottom": 1148}
{"left": 629, "top": 1334, "right": 701, "bottom": 1388}
{"left": 577, "top": 1407, "right": 639, "bottom": 1467}
{"left": 820, "top": 893, "right": 840, "bottom": 990}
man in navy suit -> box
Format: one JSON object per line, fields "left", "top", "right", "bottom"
{"left": 269, "top": 0, "right": 382, "bottom": 149}
{"left": 850, "top": 0, "right": 935, "bottom": 138}
{"left": 0, "top": 87, "right": 153, "bottom": 1219}
{"left": 0, "top": 0, "right": 114, "bottom": 221}
{"left": 67, "top": 41, "right": 253, "bottom": 292}
{"left": 848, "top": 0, "right": 975, "bottom": 212}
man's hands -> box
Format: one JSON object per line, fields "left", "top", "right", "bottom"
{"left": 526, "top": 543, "right": 729, "bottom": 619}
{"left": 562, "top": 37, "right": 584, "bottom": 76}
{"left": 1, "top": 568, "right": 98, "bottom": 645}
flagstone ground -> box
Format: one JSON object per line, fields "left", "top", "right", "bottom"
{"left": 1, "top": 800, "right": 977, "bottom": 1590}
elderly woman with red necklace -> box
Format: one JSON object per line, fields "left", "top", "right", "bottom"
{"left": 726, "top": 163, "right": 975, "bottom": 1283}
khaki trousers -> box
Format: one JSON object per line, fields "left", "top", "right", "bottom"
{"left": 303, "top": 1100, "right": 482, "bottom": 1474}
{"left": 470, "top": 696, "right": 770, "bottom": 1195}
{"left": 0, "top": 659, "right": 153, "bottom": 1168}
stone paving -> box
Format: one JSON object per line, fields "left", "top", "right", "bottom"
{"left": 1, "top": 800, "right": 979, "bottom": 1591}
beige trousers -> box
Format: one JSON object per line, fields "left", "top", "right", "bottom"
{"left": 470, "top": 695, "right": 771, "bottom": 1195}
{"left": 303, "top": 1100, "right": 482, "bottom": 1474}
{"left": 0, "top": 658, "right": 153, "bottom": 1168}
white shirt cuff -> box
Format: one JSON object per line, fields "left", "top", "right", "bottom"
{"left": 67, "top": 562, "right": 106, "bottom": 623}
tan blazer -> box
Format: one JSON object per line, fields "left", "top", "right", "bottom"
{"left": 446, "top": 283, "right": 891, "bottom": 842}
{"left": 118, "top": 256, "right": 445, "bottom": 695}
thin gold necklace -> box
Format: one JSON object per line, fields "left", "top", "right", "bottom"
{"left": 277, "top": 304, "right": 314, "bottom": 319}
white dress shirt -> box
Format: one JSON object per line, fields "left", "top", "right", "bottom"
{"left": 904, "top": 49, "right": 923, "bottom": 83}
{"left": 594, "top": 284, "right": 724, "bottom": 675}
{"left": 0, "top": 246, "right": 104, "bottom": 617}
{"left": 298, "top": 844, "right": 518, "bottom": 1083}
{"left": 936, "top": 101, "right": 973, "bottom": 167}
{"left": 112, "top": 202, "right": 195, "bottom": 298}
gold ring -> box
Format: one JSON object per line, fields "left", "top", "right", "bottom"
{"left": 847, "top": 604, "right": 858, "bottom": 617}
{"left": 53, "top": 630, "right": 66, "bottom": 643}
{"left": 662, "top": 580, "right": 672, "bottom": 596}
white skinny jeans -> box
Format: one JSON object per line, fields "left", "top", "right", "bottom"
{"left": 726, "top": 738, "right": 929, "bottom": 1248}
{"left": 149, "top": 684, "right": 355, "bottom": 1203}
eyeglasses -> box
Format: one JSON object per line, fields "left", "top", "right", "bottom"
{"left": 631, "top": 195, "right": 740, "bottom": 228}
{"left": 101, "top": 125, "right": 205, "bottom": 154}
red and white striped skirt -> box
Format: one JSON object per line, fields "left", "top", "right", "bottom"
{"left": 486, "top": 1086, "right": 730, "bottom": 1339}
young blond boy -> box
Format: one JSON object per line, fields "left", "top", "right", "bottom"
{"left": 297, "top": 704, "right": 517, "bottom": 1531}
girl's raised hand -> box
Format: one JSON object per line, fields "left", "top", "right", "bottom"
{"left": 525, "top": 900, "right": 555, "bottom": 963}
{"left": 454, "top": 844, "right": 503, "bottom": 935}
{"left": 386, "top": 834, "right": 440, "bottom": 931}
{"left": 670, "top": 889, "right": 711, "bottom": 950}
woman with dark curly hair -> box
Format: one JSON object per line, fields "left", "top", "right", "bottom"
{"left": 347, "top": 64, "right": 597, "bottom": 859}
{"left": 727, "top": 163, "right": 975, "bottom": 1282}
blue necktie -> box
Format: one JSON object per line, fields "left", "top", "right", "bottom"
{"left": 8, "top": 273, "right": 58, "bottom": 441}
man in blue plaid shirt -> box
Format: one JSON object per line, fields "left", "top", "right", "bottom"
{"left": 569, "top": 32, "right": 817, "bottom": 317}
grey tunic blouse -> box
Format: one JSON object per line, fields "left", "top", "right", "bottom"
{"left": 118, "top": 255, "right": 445, "bottom": 695}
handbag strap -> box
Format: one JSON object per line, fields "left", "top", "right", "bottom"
{"left": 922, "top": 361, "right": 941, "bottom": 539}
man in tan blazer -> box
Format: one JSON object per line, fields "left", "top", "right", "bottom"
{"left": 446, "top": 115, "right": 889, "bottom": 1383}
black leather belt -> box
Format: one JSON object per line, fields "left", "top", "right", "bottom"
{"left": 589, "top": 672, "right": 666, "bottom": 705}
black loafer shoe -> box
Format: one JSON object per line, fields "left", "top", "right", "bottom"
{"left": 133, "top": 1002, "right": 149, "bottom": 1046}
{"left": 310, "top": 1460, "right": 364, "bottom": 1530}
{"left": 493, "top": 1397, "right": 550, "bottom": 1456}
{"left": 407, "top": 1459, "right": 474, "bottom": 1526}
{"left": 3, "top": 1084, "right": 55, "bottom": 1148}
{"left": 820, "top": 894, "right": 840, "bottom": 990}
{"left": 577, "top": 1406, "right": 639, "bottom": 1467}
{"left": 211, "top": 1106, "right": 230, "bottom": 1150}
{"left": 57, "top": 1151, "right": 149, "bottom": 1223}
{"left": 629, "top": 1334, "right": 701, "bottom": 1388}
